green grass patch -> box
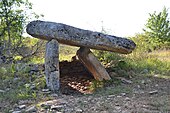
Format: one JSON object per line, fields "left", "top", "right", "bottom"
{"left": 95, "top": 50, "right": 170, "bottom": 77}
{"left": 0, "top": 64, "right": 46, "bottom": 109}
{"left": 59, "top": 44, "right": 78, "bottom": 61}
{"left": 126, "top": 51, "right": 170, "bottom": 75}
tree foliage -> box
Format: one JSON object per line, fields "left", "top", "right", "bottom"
{"left": 0, "top": 0, "right": 43, "bottom": 62}
{"left": 143, "top": 7, "right": 170, "bottom": 49}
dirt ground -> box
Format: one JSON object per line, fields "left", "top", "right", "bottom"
{"left": 38, "top": 61, "right": 170, "bottom": 113}
{"left": 53, "top": 73, "right": 170, "bottom": 113}
{"left": 1, "top": 60, "right": 170, "bottom": 113}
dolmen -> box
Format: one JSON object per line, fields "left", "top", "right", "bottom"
{"left": 26, "top": 20, "right": 136, "bottom": 92}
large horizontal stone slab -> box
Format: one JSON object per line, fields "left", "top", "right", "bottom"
{"left": 26, "top": 20, "right": 136, "bottom": 54}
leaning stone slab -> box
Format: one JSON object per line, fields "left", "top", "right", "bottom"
{"left": 26, "top": 20, "right": 136, "bottom": 54}
{"left": 77, "top": 47, "right": 111, "bottom": 81}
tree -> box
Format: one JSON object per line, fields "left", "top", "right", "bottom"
{"left": 0, "top": 0, "right": 42, "bottom": 62}
{"left": 143, "top": 7, "right": 170, "bottom": 49}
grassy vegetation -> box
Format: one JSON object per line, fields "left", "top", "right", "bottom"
{"left": 87, "top": 34, "right": 170, "bottom": 94}
{"left": 0, "top": 35, "right": 170, "bottom": 112}
{"left": 0, "top": 2, "right": 169, "bottom": 112}
{"left": 59, "top": 44, "right": 79, "bottom": 61}
{"left": 0, "top": 64, "right": 47, "bottom": 112}
{"left": 126, "top": 52, "right": 170, "bottom": 74}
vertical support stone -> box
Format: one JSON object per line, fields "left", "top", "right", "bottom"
{"left": 45, "top": 39, "right": 60, "bottom": 92}
{"left": 76, "top": 47, "right": 111, "bottom": 81}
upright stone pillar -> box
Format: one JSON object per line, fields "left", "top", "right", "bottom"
{"left": 45, "top": 39, "right": 60, "bottom": 92}
{"left": 77, "top": 47, "right": 111, "bottom": 81}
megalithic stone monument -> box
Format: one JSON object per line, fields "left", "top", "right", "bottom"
{"left": 26, "top": 20, "right": 136, "bottom": 92}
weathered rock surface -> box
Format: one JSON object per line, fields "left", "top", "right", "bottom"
{"left": 77, "top": 47, "right": 111, "bottom": 81}
{"left": 45, "top": 39, "right": 60, "bottom": 92}
{"left": 26, "top": 20, "right": 136, "bottom": 54}
{"left": 25, "top": 106, "right": 37, "bottom": 112}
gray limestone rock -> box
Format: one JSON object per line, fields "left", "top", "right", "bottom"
{"left": 26, "top": 20, "right": 136, "bottom": 54}
{"left": 25, "top": 106, "right": 37, "bottom": 112}
{"left": 45, "top": 39, "right": 60, "bottom": 92}
{"left": 77, "top": 47, "right": 111, "bottom": 81}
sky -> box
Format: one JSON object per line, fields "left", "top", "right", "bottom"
{"left": 29, "top": 0, "right": 170, "bottom": 37}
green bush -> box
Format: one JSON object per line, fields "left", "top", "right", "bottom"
{"left": 142, "top": 7, "right": 170, "bottom": 50}
{"left": 94, "top": 50, "right": 122, "bottom": 63}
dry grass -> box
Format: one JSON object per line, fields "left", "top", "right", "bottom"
{"left": 148, "top": 50, "right": 170, "bottom": 62}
